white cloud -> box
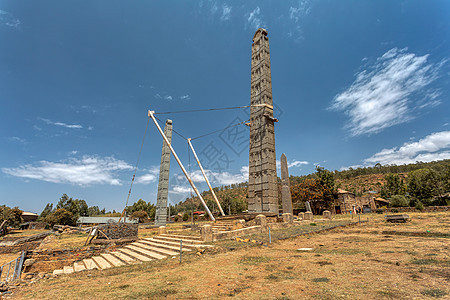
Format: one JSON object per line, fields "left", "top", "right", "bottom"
{"left": 164, "top": 95, "right": 173, "bottom": 100}
{"left": 135, "top": 166, "right": 160, "bottom": 184}
{"left": 364, "top": 131, "right": 450, "bottom": 166}
{"left": 221, "top": 4, "right": 232, "bottom": 21}
{"left": 276, "top": 159, "right": 309, "bottom": 170}
{"left": 9, "top": 136, "right": 26, "bottom": 144}
{"left": 0, "top": 10, "right": 20, "bottom": 29}
{"left": 39, "top": 118, "right": 83, "bottom": 129}
{"left": 2, "top": 155, "right": 133, "bottom": 186}
{"left": 179, "top": 95, "right": 190, "bottom": 100}
{"left": 331, "top": 48, "right": 445, "bottom": 136}
{"left": 289, "top": 1, "right": 311, "bottom": 22}
{"left": 247, "top": 7, "right": 265, "bottom": 30}
{"left": 170, "top": 185, "right": 192, "bottom": 194}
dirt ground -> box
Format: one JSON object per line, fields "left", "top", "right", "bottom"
{"left": 7, "top": 212, "right": 450, "bottom": 299}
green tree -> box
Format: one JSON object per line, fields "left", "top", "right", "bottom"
{"left": 381, "top": 173, "right": 405, "bottom": 198}
{"left": 0, "top": 206, "right": 23, "bottom": 227}
{"left": 88, "top": 206, "right": 100, "bottom": 216}
{"left": 43, "top": 208, "right": 76, "bottom": 226}
{"left": 39, "top": 203, "right": 54, "bottom": 221}
{"left": 130, "top": 210, "right": 148, "bottom": 223}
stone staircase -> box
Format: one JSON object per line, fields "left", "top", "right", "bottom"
{"left": 211, "top": 220, "right": 235, "bottom": 232}
{"left": 52, "top": 234, "right": 208, "bottom": 276}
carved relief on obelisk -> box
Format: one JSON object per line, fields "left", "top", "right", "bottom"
{"left": 248, "top": 28, "right": 278, "bottom": 213}
{"left": 155, "top": 119, "right": 172, "bottom": 226}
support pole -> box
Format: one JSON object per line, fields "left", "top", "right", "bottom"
{"left": 148, "top": 110, "right": 215, "bottom": 221}
{"left": 187, "top": 138, "right": 225, "bottom": 217}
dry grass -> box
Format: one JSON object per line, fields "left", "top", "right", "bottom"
{"left": 11, "top": 212, "right": 450, "bottom": 299}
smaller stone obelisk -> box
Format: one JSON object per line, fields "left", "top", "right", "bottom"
{"left": 280, "top": 153, "right": 293, "bottom": 214}
{"left": 155, "top": 119, "right": 173, "bottom": 226}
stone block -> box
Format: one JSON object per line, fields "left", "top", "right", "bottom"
{"left": 255, "top": 214, "right": 268, "bottom": 232}
{"left": 201, "top": 225, "right": 213, "bottom": 242}
{"left": 158, "top": 226, "right": 167, "bottom": 235}
{"left": 304, "top": 211, "right": 313, "bottom": 221}
{"left": 298, "top": 212, "right": 304, "bottom": 220}
{"left": 323, "top": 210, "right": 332, "bottom": 220}
{"left": 282, "top": 213, "right": 294, "bottom": 224}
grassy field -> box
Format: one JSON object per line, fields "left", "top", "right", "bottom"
{"left": 9, "top": 212, "right": 449, "bottom": 299}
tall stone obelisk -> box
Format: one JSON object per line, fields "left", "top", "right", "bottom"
{"left": 155, "top": 119, "right": 172, "bottom": 226}
{"left": 280, "top": 153, "right": 293, "bottom": 214}
{"left": 248, "top": 28, "right": 278, "bottom": 213}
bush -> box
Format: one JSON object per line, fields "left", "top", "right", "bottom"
{"left": 130, "top": 210, "right": 148, "bottom": 223}
{"left": 44, "top": 208, "right": 76, "bottom": 226}
{"left": 174, "top": 216, "right": 179, "bottom": 222}
{"left": 415, "top": 200, "right": 424, "bottom": 211}
{"left": 389, "top": 195, "right": 409, "bottom": 207}
{"left": 182, "top": 212, "right": 189, "bottom": 222}
{"left": 375, "top": 209, "right": 384, "bottom": 214}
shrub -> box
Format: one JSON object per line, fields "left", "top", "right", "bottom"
{"left": 375, "top": 209, "right": 384, "bottom": 214}
{"left": 182, "top": 212, "right": 189, "bottom": 222}
{"left": 44, "top": 208, "right": 76, "bottom": 226}
{"left": 389, "top": 195, "right": 409, "bottom": 207}
{"left": 174, "top": 216, "right": 179, "bottom": 222}
{"left": 130, "top": 210, "right": 148, "bottom": 223}
{"left": 415, "top": 200, "right": 424, "bottom": 211}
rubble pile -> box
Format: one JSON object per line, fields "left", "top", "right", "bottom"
{"left": 97, "top": 223, "right": 138, "bottom": 240}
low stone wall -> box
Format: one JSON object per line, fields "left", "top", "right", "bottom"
{"left": 212, "top": 226, "right": 262, "bottom": 241}
{"left": 97, "top": 223, "right": 138, "bottom": 239}
{"left": 378, "top": 206, "right": 449, "bottom": 213}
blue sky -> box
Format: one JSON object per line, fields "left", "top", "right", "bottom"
{"left": 1, "top": 1, "right": 449, "bottom": 213}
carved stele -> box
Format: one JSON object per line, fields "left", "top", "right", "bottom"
{"left": 280, "top": 153, "right": 293, "bottom": 214}
{"left": 248, "top": 28, "right": 278, "bottom": 213}
{"left": 154, "top": 120, "right": 172, "bottom": 226}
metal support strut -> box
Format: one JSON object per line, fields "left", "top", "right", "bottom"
{"left": 148, "top": 110, "right": 215, "bottom": 221}
{"left": 188, "top": 138, "right": 225, "bottom": 216}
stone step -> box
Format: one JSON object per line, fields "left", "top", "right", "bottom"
{"left": 101, "top": 253, "right": 126, "bottom": 267}
{"left": 111, "top": 251, "right": 135, "bottom": 264}
{"left": 92, "top": 256, "right": 112, "bottom": 269}
{"left": 83, "top": 258, "right": 99, "bottom": 270}
{"left": 73, "top": 262, "right": 86, "bottom": 272}
{"left": 63, "top": 266, "right": 74, "bottom": 274}
{"left": 118, "top": 248, "right": 152, "bottom": 262}
{"left": 151, "top": 235, "right": 204, "bottom": 244}
{"left": 160, "top": 234, "right": 202, "bottom": 240}
{"left": 132, "top": 242, "right": 178, "bottom": 256}
{"left": 53, "top": 269, "right": 63, "bottom": 276}
{"left": 125, "top": 245, "right": 166, "bottom": 260}
{"left": 146, "top": 237, "right": 209, "bottom": 248}
{"left": 139, "top": 239, "right": 192, "bottom": 252}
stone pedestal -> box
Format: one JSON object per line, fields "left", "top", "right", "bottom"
{"left": 298, "top": 212, "right": 305, "bottom": 220}
{"left": 255, "top": 214, "right": 268, "bottom": 232}
{"left": 304, "top": 211, "right": 313, "bottom": 221}
{"left": 323, "top": 210, "right": 332, "bottom": 220}
{"left": 201, "top": 225, "right": 213, "bottom": 242}
{"left": 158, "top": 226, "right": 167, "bottom": 235}
{"left": 282, "top": 213, "right": 294, "bottom": 224}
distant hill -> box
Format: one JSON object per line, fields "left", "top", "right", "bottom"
{"left": 172, "top": 159, "right": 450, "bottom": 213}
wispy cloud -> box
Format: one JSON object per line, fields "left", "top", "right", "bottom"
{"left": 2, "top": 155, "right": 133, "bottom": 186}
{"left": 0, "top": 10, "right": 20, "bottom": 29}
{"left": 39, "top": 118, "right": 83, "bottom": 129}
{"left": 247, "top": 7, "right": 265, "bottom": 30}
{"left": 331, "top": 48, "right": 446, "bottom": 136}
{"left": 276, "top": 159, "right": 309, "bottom": 170}
{"left": 363, "top": 131, "right": 450, "bottom": 166}
{"left": 179, "top": 95, "right": 190, "bottom": 100}
{"left": 135, "top": 166, "right": 160, "bottom": 184}
{"left": 221, "top": 4, "right": 232, "bottom": 21}
{"left": 9, "top": 136, "right": 26, "bottom": 144}
{"left": 164, "top": 95, "right": 173, "bottom": 100}
{"left": 289, "top": 1, "right": 311, "bottom": 22}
